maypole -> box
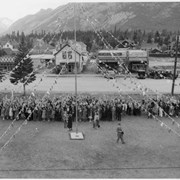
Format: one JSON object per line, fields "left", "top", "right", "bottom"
{"left": 69, "top": 3, "right": 84, "bottom": 140}
{"left": 74, "top": 2, "right": 78, "bottom": 134}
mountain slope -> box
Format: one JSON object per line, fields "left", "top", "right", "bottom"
{"left": 6, "top": 2, "right": 180, "bottom": 34}
{"left": 0, "top": 18, "right": 13, "bottom": 34}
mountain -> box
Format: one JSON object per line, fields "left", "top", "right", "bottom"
{"left": 0, "top": 18, "right": 13, "bottom": 34}
{"left": 6, "top": 2, "right": 180, "bottom": 34}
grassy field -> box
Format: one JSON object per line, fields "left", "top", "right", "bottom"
{"left": 0, "top": 57, "right": 180, "bottom": 178}
{"left": 0, "top": 116, "right": 180, "bottom": 178}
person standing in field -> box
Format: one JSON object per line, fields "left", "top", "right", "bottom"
{"left": 116, "top": 123, "right": 125, "bottom": 144}
{"left": 93, "top": 111, "right": 100, "bottom": 129}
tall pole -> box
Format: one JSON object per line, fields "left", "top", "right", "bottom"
{"left": 171, "top": 35, "right": 179, "bottom": 96}
{"left": 74, "top": 3, "right": 78, "bottom": 133}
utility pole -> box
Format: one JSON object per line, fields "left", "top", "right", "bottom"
{"left": 171, "top": 35, "right": 179, "bottom": 96}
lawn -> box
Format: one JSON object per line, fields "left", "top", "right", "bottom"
{"left": 0, "top": 116, "right": 180, "bottom": 178}
{"left": 0, "top": 63, "right": 180, "bottom": 178}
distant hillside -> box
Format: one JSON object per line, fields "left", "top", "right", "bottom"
{"left": 6, "top": 2, "right": 180, "bottom": 34}
{"left": 0, "top": 18, "right": 13, "bottom": 34}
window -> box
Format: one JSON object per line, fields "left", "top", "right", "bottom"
{"left": 68, "top": 51, "right": 72, "bottom": 59}
{"left": 62, "top": 51, "right": 67, "bottom": 59}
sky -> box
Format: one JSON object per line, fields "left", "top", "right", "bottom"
{"left": 0, "top": 0, "right": 177, "bottom": 22}
{"left": 0, "top": 0, "right": 67, "bottom": 21}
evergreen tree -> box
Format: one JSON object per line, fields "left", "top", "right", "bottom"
{"left": 147, "top": 33, "right": 152, "bottom": 43}
{"left": 154, "top": 31, "right": 160, "bottom": 43}
{"left": 10, "top": 35, "right": 36, "bottom": 96}
{"left": 133, "top": 30, "right": 138, "bottom": 44}
{"left": 0, "top": 71, "right": 5, "bottom": 82}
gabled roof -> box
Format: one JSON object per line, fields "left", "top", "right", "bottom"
{"left": 68, "top": 40, "right": 87, "bottom": 47}
{"left": 5, "top": 40, "right": 19, "bottom": 49}
{"left": 54, "top": 43, "right": 81, "bottom": 56}
{"left": 150, "top": 48, "right": 162, "bottom": 53}
{"left": 115, "top": 43, "right": 125, "bottom": 48}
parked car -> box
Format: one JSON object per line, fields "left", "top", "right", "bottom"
{"left": 147, "top": 69, "right": 178, "bottom": 79}
{"left": 137, "top": 69, "right": 146, "bottom": 79}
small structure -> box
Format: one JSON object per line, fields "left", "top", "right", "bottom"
{"left": 55, "top": 43, "right": 84, "bottom": 73}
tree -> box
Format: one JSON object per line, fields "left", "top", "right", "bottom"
{"left": 147, "top": 33, "right": 153, "bottom": 43}
{"left": 91, "top": 40, "right": 99, "bottom": 53}
{"left": 0, "top": 71, "right": 5, "bottom": 82}
{"left": 133, "top": 30, "right": 138, "bottom": 44}
{"left": 161, "top": 44, "right": 168, "bottom": 52}
{"left": 10, "top": 35, "right": 36, "bottom": 96}
{"left": 154, "top": 31, "right": 160, "bottom": 43}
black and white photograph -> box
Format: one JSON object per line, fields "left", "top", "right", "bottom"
{"left": 0, "top": 0, "right": 180, "bottom": 178}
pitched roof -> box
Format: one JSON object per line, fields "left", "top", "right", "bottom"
{"left": 68, "top": 40, "right": 87, "bottom": 47}
{"left": 54, "top": 43, "right": 81, "bottom": 56}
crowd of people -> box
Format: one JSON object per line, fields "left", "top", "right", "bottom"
{"left": 0, "top": 94, "right": 180, "bottom": 129}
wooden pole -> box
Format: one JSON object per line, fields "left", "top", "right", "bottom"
{"left": 171, "top": 35, "right": 179, "bottom": 96}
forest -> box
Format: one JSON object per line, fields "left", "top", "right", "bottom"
{"left": 0, "top": 28, "right": 180, "bottom": 52}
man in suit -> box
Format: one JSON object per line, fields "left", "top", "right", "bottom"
{"left": 116, "top": 123, "right": 125, "bottom": 144}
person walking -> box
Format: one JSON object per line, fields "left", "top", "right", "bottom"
{"left": 116, "top": 123, "right": 125, "bottom": 144}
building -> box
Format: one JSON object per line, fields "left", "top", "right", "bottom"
{"left": 55, "top": 43, "right": 84, "bottom": 73}
{"left": 30, "top": 54, "right": 55, "bottom": 69}
{"left": 2, "top": 40, "right": 19, "bottom": 54}
{"left": 0, "top": 42, "right": 18, "bottom": 71}
{"left": 0, "top": 55, "right": 15, "bottom": 71}
{"left": 30, "top": 39, "right": 55, "bottom": 55}
{"left": 97, "top": 49, "right": 149, "bottom": 73}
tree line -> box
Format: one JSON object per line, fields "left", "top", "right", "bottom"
{"left": 0, "top": 29, "right": 180, "bottom": 52}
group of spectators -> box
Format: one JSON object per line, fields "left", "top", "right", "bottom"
{"left": 0, "top": 94, "right": 180, "bottom": 128}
